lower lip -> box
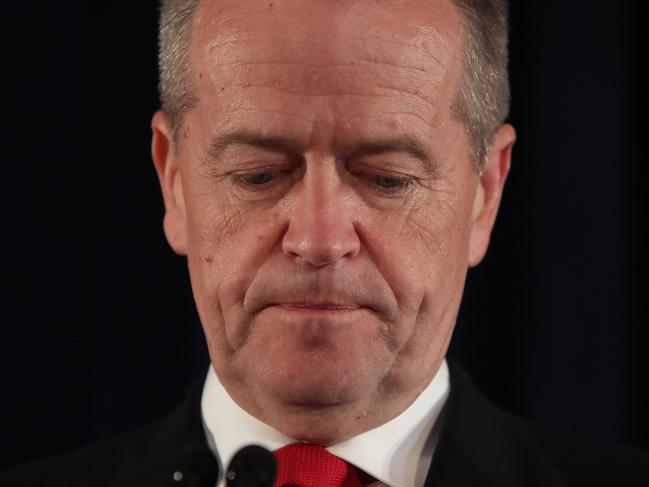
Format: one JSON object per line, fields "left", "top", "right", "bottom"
{"left": 276, "top": 304, "right": 364, "bottom": 313}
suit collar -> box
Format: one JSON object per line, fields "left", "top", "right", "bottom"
{"left": 143, "top": 378, "right": 219, "bottom": 487}
{"left": 425, "top": 359, "right": 568, "bottom": 487}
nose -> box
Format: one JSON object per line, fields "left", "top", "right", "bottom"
{"left": 282, "top": 165, "right": 361, "bottom": 267}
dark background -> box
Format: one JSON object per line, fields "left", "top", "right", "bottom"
{"left": 2, "top": 0, "right": 647, "bottom": 469}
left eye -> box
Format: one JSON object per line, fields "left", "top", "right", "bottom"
{"left": 372, "top": 175, "right": 411, "bottom": 188}
{"left": 361, "top": 173, "right": 415, "bottom": 195}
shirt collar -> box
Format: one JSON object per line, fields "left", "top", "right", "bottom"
{"left": 201, "top": 360, "right": 449, "bottom": 487}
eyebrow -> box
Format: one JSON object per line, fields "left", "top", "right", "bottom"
{"left": 207, "top": 130, "right": 438, "bottom": 176}
{"left": 348, "top": 136, "right": 438, "bottom": 177}
{"left": 207, "top": 131, "right": 302, "bottom": 161}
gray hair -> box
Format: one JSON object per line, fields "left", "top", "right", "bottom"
{"left": 158, "top": 0, "right": 201, "bottom": 137}
{"left": 452, "top": 0, "right": 510, "bottom": 169}
{"left": 158, "top": 0, "right": 510, "bottom": 170}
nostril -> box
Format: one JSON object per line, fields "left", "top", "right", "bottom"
{"left": 281, "top": 202, "right": 361, "bottom": 266}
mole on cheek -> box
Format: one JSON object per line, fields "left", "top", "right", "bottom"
{"left": 204, "top": 254, "right": 214, "bottom": 265}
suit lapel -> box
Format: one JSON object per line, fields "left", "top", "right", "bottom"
{"left": 132, "top": 379, "right": 219, "bottom": 487}
{"left": 424, "top": 360, "right": 568, "bottom": 487}
{"left": 424, "top": 439, "right": 492, "bottom": 487}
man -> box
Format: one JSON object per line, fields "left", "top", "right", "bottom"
{"left": 3, "top": 0, "right": 648, "bottom": 486}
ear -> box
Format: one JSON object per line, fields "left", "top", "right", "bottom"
{"left": 151, "top": 110, "right": 188, "bottom": 255}
{"left": 468, "top": 123, "right": 516, "bottom": 267}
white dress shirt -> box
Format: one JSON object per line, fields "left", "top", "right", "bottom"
{"left": 201, "top": 360, "right": 449, "bottom": 487}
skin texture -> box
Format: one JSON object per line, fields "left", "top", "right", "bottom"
{"left": 152, "top": 0, "right": 515, "bottom": 445}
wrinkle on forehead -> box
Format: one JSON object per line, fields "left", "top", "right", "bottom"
{"left": 192, "top": 0, "right": 463, "bottom": 86}
{"left": 189, "top": 0, "right": 466, "bottom": 156}
{"left": 202, "top": 30, "right": 450, "bottom": 73}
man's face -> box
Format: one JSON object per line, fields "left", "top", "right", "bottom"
{"left": 153, "top": 0, "right": 513, "bottom": 443}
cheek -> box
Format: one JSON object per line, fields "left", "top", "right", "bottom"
{"left": 186, "top": 198, "right": 245, "bottom": 294}
{"left": 185, "top": 191, "right": 285, "bottom": 342}
{"left": 387, "top": 192, "right": 470, "bottom": 279}
{"left": 377, "top": 185, "right": 474, "bottom": 322}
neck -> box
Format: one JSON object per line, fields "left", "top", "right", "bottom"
{"left": 223, "top": 373, "right": 436, "bottom": 445}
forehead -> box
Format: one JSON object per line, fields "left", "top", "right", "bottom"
{"left": 193, "top": 0, "right": 461, "bottom": 56}
{"left": 189, "top": 0, "right": 465, "bottom": 151}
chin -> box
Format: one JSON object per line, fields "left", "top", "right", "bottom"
{"left": 232, "top": 311, "right": 395, "bottom": 408}
{"left": 273, "top": 364, "right": 365, "bottom": 408}
{"left": 250, "top": 342, "right": 388, "bottom": 410}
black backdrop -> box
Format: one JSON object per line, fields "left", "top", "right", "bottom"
{"left": 2, "top": 0, "right": 648, "bottom": 469}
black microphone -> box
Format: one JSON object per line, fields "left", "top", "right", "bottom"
{"left": 226, "top": 445, "right": 277, "bottom": 487}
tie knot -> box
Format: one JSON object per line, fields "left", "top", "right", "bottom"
{"left": 272, "top": 444, "right": 362, "bottom": 487}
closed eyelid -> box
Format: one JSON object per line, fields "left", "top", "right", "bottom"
{"left": 205, "top": 130, "right": 438, "bottom": 174}
{"left": 345, "top": 136, "right": 440, "bottom": 178}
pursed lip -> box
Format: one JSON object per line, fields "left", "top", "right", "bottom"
{"left": 246, "top": 286, "right": 397, "bottom": 322}
{"left": 273, "top": 303, "right": 365, "bottom": 312}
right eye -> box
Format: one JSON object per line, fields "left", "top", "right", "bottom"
{"left": 236, "top": 171, "right": 277, "bottom": 186}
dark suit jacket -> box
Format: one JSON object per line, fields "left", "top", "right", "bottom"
{"left": 2, "top": 360, "right": 648, "bottom": 486}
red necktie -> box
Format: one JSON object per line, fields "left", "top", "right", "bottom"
{"left": 273, "top": 443, "right": 363, "bottom": 487}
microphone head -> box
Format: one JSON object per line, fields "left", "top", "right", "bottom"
{"left": 226, "top": 445, "right": 276, "bottom": 487}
